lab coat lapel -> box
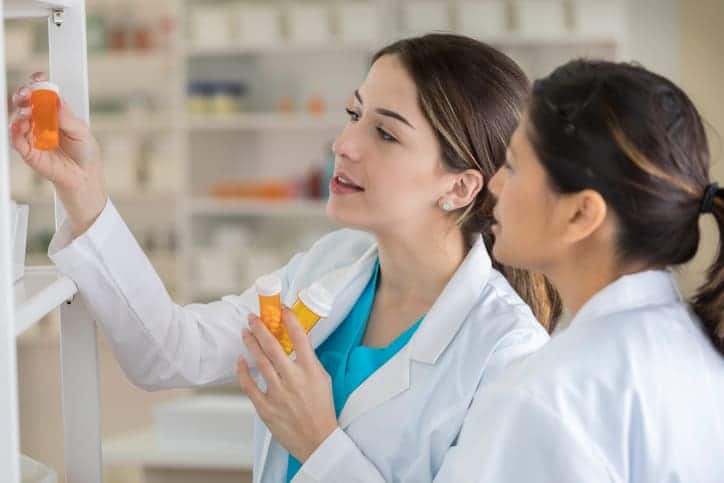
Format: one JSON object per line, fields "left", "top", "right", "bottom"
{"left": 338, "top": 236, "right": 492, "bottom": 429}
{"left": 257, "top": 244, "right": 378, "bottom": 483}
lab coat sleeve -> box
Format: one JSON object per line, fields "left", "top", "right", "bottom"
{"left": 48, "top": 199, "right": 304, "bottom": 390}
{"left": 433, "top": 387, "right": 619, "bottom": 483}
{"left": 293, "top": 428, "right": 386, "bottom": 483}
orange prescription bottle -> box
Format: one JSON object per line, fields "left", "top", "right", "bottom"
{"left": 255, "top": 274, "right": 282, "bottom": 338}
{"left": 277, "top": 282, "right": 333, "bottom": 354}
{"left": 30, "top": 81, "right": 60, "bottom": 151}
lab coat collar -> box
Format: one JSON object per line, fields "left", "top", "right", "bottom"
{"left": 410, "top": 234, "right": 492, "bottom": 364}
{"left": 571, "top": 269, "right": 682, "bottom": 328}
{"left": 338, "top": 235, "right": 492, "bottom": 428}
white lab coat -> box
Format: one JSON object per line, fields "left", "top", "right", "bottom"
{"left": 48, "top": 200, "right": 549, "bottom": 483}
{"left": 435, "top": 270, "right": 724, "bottom": 483}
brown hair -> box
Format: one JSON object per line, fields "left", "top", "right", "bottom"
{"left": 529, "top": 59, "right": 724, "bottom": 354}
{"left": 373, "top": 34, "right": 561, "bottom": 330}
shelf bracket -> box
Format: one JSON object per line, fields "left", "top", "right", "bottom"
{"left": 51, "top": 8, "right": 65, "bottom": 28}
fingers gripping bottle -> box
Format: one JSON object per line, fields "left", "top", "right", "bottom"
{"left": 30, "top": 81, "right": 60, "bottom": 151}
{"left": 255, "top": 274, "right": 282, "bottom": 338}
{"left": 277, "top": 282, "right": 333, "bottom": 354}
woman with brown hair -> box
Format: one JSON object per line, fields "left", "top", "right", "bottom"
{"left": 436, "top": 59, "right": 724, "bottom": 482}
{"left": 10, "top": 34, "right": 557, "bottom": 483}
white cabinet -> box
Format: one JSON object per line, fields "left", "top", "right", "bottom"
{"left": 1, "top": 2, "right": 101, "bottom": 482}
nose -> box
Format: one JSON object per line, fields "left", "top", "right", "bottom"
{"left": 488, "top": 167, "right": 506, "bottom": 198}
{"left": 332, "top": 123, "right": 362, "bottom": 163}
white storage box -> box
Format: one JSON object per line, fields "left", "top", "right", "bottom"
{"left": 457, "top": 0, "right": 508, "bottom": 39}
{"left": 339, "top": 3, "right": 380, "bottom": 44}
{"left": 288, "top": 4, "right": 332, "bottom": 45}
{"left": 238, "top": 4, "right": 282, "bottom": 47}
{"left": 189, "top": 5, "right": 233, "bottom": 49}
{"left": 573, "top": 0, "right": 625, "bottom": 37}
{"left": 403, "top": 1, "right": 450, "bottom": 34}
{"left": 20, "top": 454, "right": 57, "bottom": 483}
{"left": 10, "top": 200, "right": 29, "bottom": 283}
{"left": 153, "top": 395, "right": 256, "bottom": 454}
{"left": 515, "top": 0, "right": 567, "bottom": 37}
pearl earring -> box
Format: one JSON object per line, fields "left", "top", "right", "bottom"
{"left": 440, "top": 199, "right": 453, "bottom": 211}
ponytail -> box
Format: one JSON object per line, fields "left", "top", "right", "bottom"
{"left": 692, "top": 188, "right": 724, "bottom": 356}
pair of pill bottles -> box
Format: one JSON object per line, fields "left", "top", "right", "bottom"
{"left": 29, "top": 81, "right": 60, "bottom": 151}
{"left": 255, "top": 274, "right": 333, "bottom": 354}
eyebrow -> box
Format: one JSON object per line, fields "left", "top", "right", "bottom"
{"left": 354, "top": 89, "right": 415, "bottom": 129}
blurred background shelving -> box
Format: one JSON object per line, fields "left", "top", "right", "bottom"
{"left": 6, "top": 0, "right": 634, "bottom": 309}
{"left": 8, "top": 1, "right": 707, "bottom": 482}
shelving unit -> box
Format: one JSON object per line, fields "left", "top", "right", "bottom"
{"left": 186, "top": 112, "right": 345, "bottom": 131}
{"left": 173, "top": 0, "right": 626, "bottom": 302}
{"left": 13, "top": 267, "right": 77, "bottom": 336}
{"left": 1, "top": 2, "right": 102, "bottom": 482}
{"left": 5, "top": 0, "right": 71, "bottom": 19}
{"left": 190, "top": 197, "right": 328, "bottom": 218}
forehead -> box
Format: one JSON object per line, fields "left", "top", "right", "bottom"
{"left": 359, "top": 55, "right": 420, "bottom": 112}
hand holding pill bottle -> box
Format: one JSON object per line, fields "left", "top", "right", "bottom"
{"left": 277, "top": 282, "right": 333, "bottom": 354}
{"left": 255, "top": 277, "right": 333, "bottom": 354}
{"left": 30, "top": 81, "right": 60, "bottom": 151}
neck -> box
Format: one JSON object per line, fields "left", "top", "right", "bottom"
{"left": 374, "top": 224, "right": 468, "bottom": 304}
{"left": 546, "top": 246, "right": 649, "bottom": 317}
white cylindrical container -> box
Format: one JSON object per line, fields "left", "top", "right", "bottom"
{"left": 238, "top": 4, "right": 282, "bottom": 47}
{"left": 288, "top": 4, "right": 332, "bottom": 45}
{"left": 403, "top": 1, "right": 450, "bottom": 35}
{"left": 515, "top": 0, "right": 567, "bottom": 37}
{"left": 457, "top": 0, "right": 508, "bottom": 39}
{"left": 573, "top": 0, "right": 625, "bottom": 38}
{"left": 339, "top": 2, "right": 380, "bottom": 44}
{"left": 189, "top": 5, "right": 232, "bottom": 49}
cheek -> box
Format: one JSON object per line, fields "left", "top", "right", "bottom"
{"left": 493, "top": 179, "right": 554, "bottom": 269}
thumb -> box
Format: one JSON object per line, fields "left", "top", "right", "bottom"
{"left": 58, "top": 98, "right": 90, "bottom": 141}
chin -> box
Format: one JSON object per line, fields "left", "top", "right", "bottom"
{"left": 325, "top": 199, "right": 369, "bottom": 229}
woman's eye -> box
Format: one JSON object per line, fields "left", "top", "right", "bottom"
{"left": 377, "top": 127, "right": 397, "bottom": 142}
{"left": 345, "top": 108, "right": 360, "bottom": 122}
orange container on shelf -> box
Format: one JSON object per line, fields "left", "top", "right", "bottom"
{"left": 30, "top": 81, "right": 60, "bottom": 151}
{"left": 209, "top": 180, "right": 296, "bottom": 200}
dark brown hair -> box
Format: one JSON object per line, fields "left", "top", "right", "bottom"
{"left": 373, "top": 34, "right": 561, "bottom": 330}
{"left": 529, "top": 59, "right": 724, "bottom": 354}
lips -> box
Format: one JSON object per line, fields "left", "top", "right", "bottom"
{"left": 330, "top": 173, "right": 364, "bottom": 194}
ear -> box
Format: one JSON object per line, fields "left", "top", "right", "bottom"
{"left": 442, "top": 169, "right": 484, "bottom": 210}
{"left": 561, "top": 189, "right": 608, "bottom": 244}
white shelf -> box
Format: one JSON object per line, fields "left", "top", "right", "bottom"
{"left": 5, "top": 0, "right": 71, "bottom": 19}
{"left": 483, "top": 34, "right": 620, "bottom": 48}
{"left": 20, "top": 454, "right": 57, "bottom": 483}
{"left": 91, "top": 113, "right": 176, "bottom": 132}
{"left": 13, "top": 266, "right": 77, "bottom": 336}
{"left": 185, "top": 36, "right": 618, "bottom": 57}
{"left": 187, "top": 112, "right": 345, "bottom": 131}
{"left": 190, "top": 198, "right": 328, "bottom": 218}
{"left": 103, "top": 429, "right": 253, "bottom": 470}
{"left": 13, "top": 192, "right": 179, "bottom": 206}
{"left": 186, "top": 43, "right": 377, "bottom": 57}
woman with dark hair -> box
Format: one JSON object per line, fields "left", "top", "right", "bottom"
{"left": 10, "top": 34, "right": 558, "bottom": 482}
{"left": 436, "top": 59, "right": 724, "bottom": 482}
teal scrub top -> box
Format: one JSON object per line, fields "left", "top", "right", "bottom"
{"left": 286, "top": 261, "right": 423, "bottom": 481}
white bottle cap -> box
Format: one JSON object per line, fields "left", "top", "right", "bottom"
{"left": 298, "top": 282, "right": 333, "bottom": 317}
{"left": 31, "top": 81, "right": 59, "bottom": 94}
{"left": 255, "top": 273, "right": 281, "bottom": 296}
